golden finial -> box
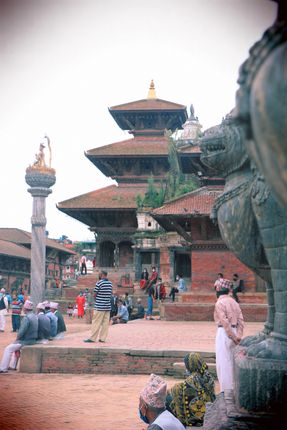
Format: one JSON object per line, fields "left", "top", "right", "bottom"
{"left": 147, "top": 79, "right": 157, "bottom": 99}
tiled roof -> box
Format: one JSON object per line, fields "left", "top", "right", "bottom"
{"left": 109, "top": 98, "right": 186, "bottom": 112}
{"left": 152, "top": 186, "right": 223, "bottom": 216}
{"left": 0, "top": 228, "right": 76, "bottom": 255}
{"left": 0, "top": 239, "right": 30, "bottom": 260}
{"left": 57, "top": 184, "right": 148, "bottom": 210}
{"left": 86, "top": 136, "right": 169, "bottom": 157}
{"left": 178, "top": 145, "right": 202, "bottom": 154}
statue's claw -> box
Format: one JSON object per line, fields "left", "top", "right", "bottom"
{"left": 240, "top": 332, "right": 266, "bottom": 347}
{"left": 247, "top": 338, "right": 287, "bottom": 360}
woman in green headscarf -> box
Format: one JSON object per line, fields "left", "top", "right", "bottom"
{"left": 166, "top": 352, "right": 215, "bottom": 427}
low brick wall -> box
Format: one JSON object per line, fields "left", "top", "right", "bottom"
{"left": 19, "top": 346, "right": 215, "bottom": 375}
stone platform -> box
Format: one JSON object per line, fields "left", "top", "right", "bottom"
{"left": 18, "top": 319, "right": 263, "bottom": 374}
{"left": 161, "top": 293, "right": 267, "bottom": 322}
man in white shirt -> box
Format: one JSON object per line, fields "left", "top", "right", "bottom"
{"left": 139, "top": 373, "right": 185, "bottom": 430}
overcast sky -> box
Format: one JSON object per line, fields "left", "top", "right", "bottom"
{"left": 0, "top": 0, "right": 277, "bottom": 242}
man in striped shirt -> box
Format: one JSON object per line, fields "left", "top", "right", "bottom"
{"left": 84, "top": 270, "right": 113, "bottom": 343}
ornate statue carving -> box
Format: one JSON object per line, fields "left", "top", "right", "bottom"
{"left": 31, "top": 135, "right": 52, "bottom": 170}
{"left": 235, "top": 3, "right": 287, "bottom": 210}
{"left": 200, "top": 112, "right": 287, "bottom": 360}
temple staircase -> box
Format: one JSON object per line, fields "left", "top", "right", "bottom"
{"left": 160, "top": 291, "right": 267, "bottom": 322}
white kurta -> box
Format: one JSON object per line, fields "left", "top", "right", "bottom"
{"left": 215, "top": 326, "right": 237, "bottom": 392}
{"left": 152, "top": 410, "right": 185, "bottom": 430}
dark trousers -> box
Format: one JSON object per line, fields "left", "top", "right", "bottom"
{"left": 169, "top": 287, "right": 178, "bottom": 302}
{"left": 81, "top": 263, "right": 87, "bottom": 275}
{"left": 12, "top": 314, "right": 21, "bottom": 332}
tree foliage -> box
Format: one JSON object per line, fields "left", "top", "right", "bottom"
{"left": 136, "top": 132, "right": 199, "bottom": 209}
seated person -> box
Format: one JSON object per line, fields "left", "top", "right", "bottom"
{"left": 43, "top": 301, "right": 58, "bottom": 338}
{"left": 231, "top": 273, "right": 244, "bottom": 303}
{"left": 36, "top": 302, "right": 51, "bottom": 344}
{"left": 130, "top": 298, "right": 145, "bottom": 320}
{"left": 166, "top": 352, "right": 216, "bottom": 427}
{"left": 0, "top": 300, "right": 38, "bottom": 373}
{"left": 177, "top": 275, "right": 187, "bottom": 292}
{"left": 50, "top": 302, "right": 66, "bottom": 339}
{"left": 111, "top": 299, "right": 129, "bottom": 324}
{"left": 139, "top": 373, "right": 185, "bottom": 429}
{"left": 140, "top": 268, "right": 149, "bottom": 289}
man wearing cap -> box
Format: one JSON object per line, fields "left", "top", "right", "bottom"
{"left": 50, "top": 302, "right": 66, "bottom": 339}
{"left": 139, "top": 373, "right": 185, "bottom": 429}
{"left": 214, "top": 280, "right": 244, "bottom": 393}
{"left": 0, "top": 300, "right": 38, "bottom": 373}
{"left": 44, "top": 301, "right": 58, "bottom": 339}
{"left": 0, "top": 288, "right": 9, "bottom": 332}
{"left": 36, "top": 303, "right": 51, "bottom": 344}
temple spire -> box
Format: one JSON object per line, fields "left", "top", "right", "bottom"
{"left": 147, "top": 79, "right": 157, "bottom": 99}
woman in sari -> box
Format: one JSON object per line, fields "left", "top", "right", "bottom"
{"left": 166, "top": 352, "right": 215, "bottom": 427}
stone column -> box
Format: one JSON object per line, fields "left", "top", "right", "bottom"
{"left": 25, "top": 167, "right": 56, "bottom": 306}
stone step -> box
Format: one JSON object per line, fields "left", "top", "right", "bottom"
{"left": 179, "top": 292, "right": 267, "bottom": 304}
{"left": 161, "top": 302, "right": 267, "bottom": 322}
{"left": 20, "top": 346, "right": 215, "bottom": 376}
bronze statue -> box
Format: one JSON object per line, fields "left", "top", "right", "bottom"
{"left": 235, "top": 1, "right": 287, "bottom": 211}
{"left": 200, "top": 113, "right": 287, "bottom": 360}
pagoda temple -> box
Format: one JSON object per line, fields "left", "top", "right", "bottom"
{"left": 57, "top": 82, "right": 220, "bottom": 285}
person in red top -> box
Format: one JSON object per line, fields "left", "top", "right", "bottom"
{"left": 147, "top": 267, "right": 158, "bottom": 289}
{"left": 76, "top": 292, "right": 85, "bottom": 318}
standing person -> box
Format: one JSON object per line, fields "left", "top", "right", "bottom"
{"left": 0, "top": 288, "right": 9, "bottom": 332}
{"left": 76, "top": 291, "right": 85, "bottom": 319}
{"left": 36, "top": 303, "right": 51, "bottom": 344}
{"left": 0, "top": 300, "right": 38, "bottom": 373}
{"left": 111, "top": 299, "right": 129, "bottom": 324}
{"left": 140, "top": 268, "right": 149, "bottom": 289}
{"left": 84, "top": 289, "right": 94, "bottom": 324}
{"left": 80, "top": 254, "right": 87, "bottom": 275}
{"left": 146, "top": 283, "right": 155, "bottom": 320}
{"left": 67, "top": 302, "right": 73, "bottom": 318}
{"left": 10, "top": 292, "right": 23, "bottom": 332}
{"left": 214, "top": 281, "right": 244, "bottom": 393}
{"left": 84, "top": 270, "right": 112, "bottom": 343}
{"left": 139, "top": 373, "right": 185, "bottom": 430}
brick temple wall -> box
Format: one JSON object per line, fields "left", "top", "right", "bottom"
{"left": 191, "top": 248, "right": 257, "bottom": 292}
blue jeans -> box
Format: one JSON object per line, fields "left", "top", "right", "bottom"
{"left": 12, "top": 314, "right": 21, "bottom": 332}
{"left": 147, "top": 296, "right": 153, "bottom": 316}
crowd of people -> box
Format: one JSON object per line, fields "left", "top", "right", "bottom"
{"left": 0, "top": 267, "right": 246, "bottom": 428}
{"left": 0, "top": 292, "right": 66, "bottom": 373}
